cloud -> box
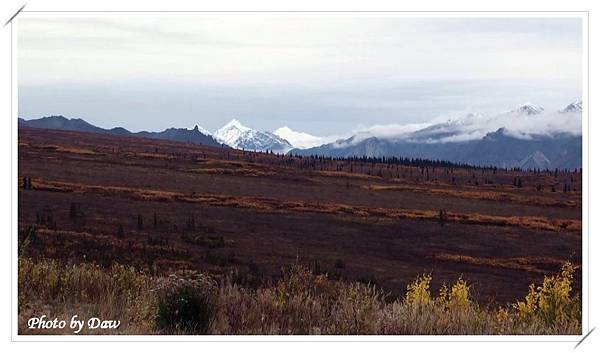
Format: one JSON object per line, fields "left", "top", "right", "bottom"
{"left": 342, "top": 103, "right": 582, "bottom": 145}
{"left": 273, "top": 126, "right": 342, "bottom": 149}
{"left": 18, "top": 16, "right": 582, "bottom": 136}
{"left": 19, "top": 16, "right": 582, "bottom": 85}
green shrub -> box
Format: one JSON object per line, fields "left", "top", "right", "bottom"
{"left": 155, "top": 271, "right": 216, "bottom": 334}
{"left": 181, "top": 233, "right": 225, "bottom": 248}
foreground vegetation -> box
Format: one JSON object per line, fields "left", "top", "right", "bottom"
{"left": 18, "top": 258, "right": 581, "bottom": 335}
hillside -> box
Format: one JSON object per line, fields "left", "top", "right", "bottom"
{"left": 18, "top": 127, "right": 581, "bottom": 306}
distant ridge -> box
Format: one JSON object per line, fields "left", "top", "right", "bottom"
{"left": 19, "top": 116, "right": 222, "bottom": 147}
{"left": 291, "top": 101, "right": 582, "bottom": 170}
{"left": 293, "top": 128, "right": 582, "bottom": 170}
{"left": 20, "top": 99, "right": 582, "bottom": 169}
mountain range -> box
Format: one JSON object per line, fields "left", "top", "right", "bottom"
{"left": 18, "top": 99, "right": 583, "bottom": 169}
{"left": 292, "top": 101, "right": 582, "bottom": 169}
{"left": 293, "top": 128, "right": 581, "bottom": 170}
{"left": 18, "top": 115, "right": 221, "bottom": 147}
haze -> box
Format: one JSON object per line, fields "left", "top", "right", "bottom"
{"left": 18, "top": 15, "right": 582, "bottom": 136}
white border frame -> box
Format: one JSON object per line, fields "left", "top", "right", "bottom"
{"left": 9, "top": 10, "right": 590, "bottom": 343}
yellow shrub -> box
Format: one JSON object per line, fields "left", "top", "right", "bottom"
{"left": 512, "top": 262, "right": 579, "bottom": 327}
{"left": 436, "top": 283, "right": 449, "bottom": 306}
{"left": 496, "top": 308, "right": 509, "bottom": 322}
{"left": 537, "top": 262, "right": 576, "bottom": 325}
{"left": 405, "top": 274, "right": 433, "bottom": 308}
{"left": 448, "top": 278, "right": 471, "bottom": 310}
{"left": 514, "top": 283, "right": 539, "bottom": 320}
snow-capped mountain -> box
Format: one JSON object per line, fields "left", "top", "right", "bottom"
{"left": 214, "top": 119, "right": 249, "bottom": 145}
{"left": 292, "top": 100, "right": 582, "bottom": 169}
{"left": 518, "top": 151, "right": 551, "bottom": 170}
{"left": 512, "top": 103, "right": 544, "bottom": 115}
{"left": 404, "top": 102, "right": 582, "bottom": 144}
{"left": 561, "top": 99, "right": 583, "bottom": 113}
{"left": 273, "top": 126, "right": 339, "bottom": 149}
{"left": 214, "top": 119, "right": 293, "bottom": 153}
{"left": 194, "top": 124, "right": 212, "bottom": 136}
{"left": 404, "top": 113, "right": 484, "bottom": 143}
{"left": 23, "top": 99, "right": 581, "bottom": 169}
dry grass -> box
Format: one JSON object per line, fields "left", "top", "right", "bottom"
{"left": 316, "top": 170, "right": 382, "bottom": 180}
{"left": 36, "top": 145, "right": 100, "bottom": 155}
{"left": 188, "top": 167, "right": 275, "bottom": 178}
{"left": 18, "top": 258, "right": 156, "bottom": 334}
{"left": 18, "top": 258, "right": 581, "bottom": 335}
{"left": 432, "top": 253, "right": 573, "bottom": 274}
{"left": 365, "top": 184, "right": 580, "bottom": 208}
{"left": 29, "top": 178, "right": 581, "bottom": 233}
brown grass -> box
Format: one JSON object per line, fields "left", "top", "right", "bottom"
{"left": 29, "top": 177, "right": 581, "bottom": 233}
{"left": 432, "top": 253, "right": 574, "bottom": 274}
{"left": 365, "top": 184, "right": 580, "bottom": 208}
{"left": 187, "top": 167, "right": 275, "bottom": 178}
{"left": 316, "top": 170, "right": 382, "bottom": 180}
{"left": 32, "top": 144, "right": 100, "bottom": 156}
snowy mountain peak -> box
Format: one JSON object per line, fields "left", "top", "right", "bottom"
{"left": 274, "top": 126, "right": 295, "bottom": 135}
{"left": 214, "top": 119, "right": 293, "bottom": 153}
{"left": 560, "top": 99, "right": 582, "bottom": 113}
{"left": 214, "top": 119, "right": 251, "bottom": 146}
{"left": 221, "top": 118, "right": 250, "bottom": 132}
{"left": 519, "top": 151, "right": 551, "bottom": 170}
{"left": 193, "top": 124, "right": 212, "bottom": 136}
{"left": 445, "top": 112, "right": 483, "bottom": 126}
{"left": 514, "top": 103, "right": 544, "bottom": 115}
{"left": 273, "top": 126, "right": 327, "bottom": 149}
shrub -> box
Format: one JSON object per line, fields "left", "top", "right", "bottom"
{"left": 117, "top": 225, "right": 125, "bottom": 238}
{"left": 181, "top": 233, "right": 225, "bottom": 248}
{"left": 69, "top": 203, "right": 77, "bottom": 219}
{"left": 512, "top": 262, "right": 580, "bottom": 327}
{"left": 438, "top": 209, "right": 448, "bottom": 227}
{"left": 18, "top": 226, "right": 37, "bottom": 255}
{"left": 206, "top": 235, "right": 225, "bottom": 248}
{"left": 405, "top": 274, "right": 433, "bottom": 309}
{"left": 155, "top": 271, "right": 217, "bottom": 334}
{"left": 447, "top": 278, "right": 471, "bottom": 311}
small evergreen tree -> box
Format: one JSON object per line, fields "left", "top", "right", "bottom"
{"left": 69, "top": 202, "right": 77, "bottom": 219}
{"left": 439, "top": 209, "right": 448, "bottom": 227}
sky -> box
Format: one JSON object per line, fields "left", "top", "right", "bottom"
{"left": 18, "top": 15, "right": 582, "bottom": 136}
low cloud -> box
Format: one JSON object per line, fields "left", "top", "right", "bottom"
{"left": 325, "top": 103, "right": 582, "bottom": 147}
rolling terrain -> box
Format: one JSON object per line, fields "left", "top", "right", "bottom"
{"left": 18, "top": 127, "right": 582, "bottom": 305}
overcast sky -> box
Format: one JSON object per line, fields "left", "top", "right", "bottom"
{"left": 18, "top": 16, "right": 582, "bottom": 135}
